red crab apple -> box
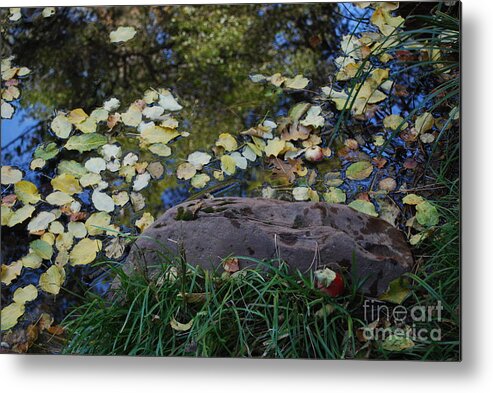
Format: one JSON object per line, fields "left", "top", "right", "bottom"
{"left": 305, "top": 146, "right": 324, "bottom": 162}
{"left": 315, "top": 268, "right": 345, "bottom": 297}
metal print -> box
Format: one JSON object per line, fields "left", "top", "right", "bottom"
{"left": 0, "top": 2, "right": 461, "bottom": 360}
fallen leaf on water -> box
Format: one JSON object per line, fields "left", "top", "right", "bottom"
{"left": 65, "top": 133, "right": 107, "bottom": 153}
{"left": 7, "top": 205, "right": 35, "bottom": 227}
{"left": 85, "top": 212, "right": 111, "bottom": 236}
{"left": 27, "top": 211, "right": 56, "bottom": 233}
{"left": 110, "top": 26, "right": 137, "bottom": 43}
{"left": 402, "top": 193, "right": 424, "bottom": 205}
{"left": 383, "top": 114, "right": 408, "bottom": 130}
{"left": 220, "top": 155, "right": 236, "bottom": 176}
{"left": 15, "top": 181, "right": 41, "bottom": 204}
{"left": 135, "top": 212, "right": 154, "bottom": 232}
{"left": 92, "top": 191, "right": 115, "bottom": 213}
{"left": 264, "top": 137, "right": 286, "bottom": 157}
{"left": 415, "top": 112, "right": 434, "bottom": 134}
{"left": 191, "top": 173, "right": 211, "bottom": 189}
{"left": 1, "top": 260, "right": 23, "bottom": 285}
{"left": 51, "top": 174, "right": 82, "bottom": 195}
{"left": 30, "top": 239, "right": 53, "bottom": 260}
{"left": 69, "top": 238, "right": 102, "bottom": 266}
{"left": 215, "top": 133, "right": 238, "bottom": 152}
{"left": 1, "top": 166, "right": 23, "bottom": 185}
{"left": 284, "top": 75, "right": 309, "bottom": 89}
{"left": 13, "top": 284, "right": 38, "bottom": 305}
{"left": 39, "top": 265, "right": 64, "bottom": 294}
{"left": 346, "top": 161, "right": 373, "bottom": 181}
{"left": 323, "top": 187, "right": 346, "bottom": 204}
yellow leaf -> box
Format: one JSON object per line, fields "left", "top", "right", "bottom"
{"left": 215, "top": 133, "right": 238, "bottom": 152}
{"left": 1, "top": 260, "right": 23, "bottom": 285}
{"left": 170, "top": 318, "right": 193, "bottom": 331}
{"left": 135, "top": 212, "right": 154, "bottom": 232}
{"left": 176, "top": 162, "right": 197, "bottom": 180}
{"left": 121, "top": 104, "right": 142, "bottom": 127}
{"left": 20, "top": 252, "right": 43, "bottom": 269}
{"left": 264, "top": 137, "right": 286, "bottom": 157}
{"left": 415, "top": 112, "right": 434, "bottom": 134}
{"left": 141, "top": 125, "right": 179, "bottom": 144}
{"left": 7, "top": 205, "right": 35, "bottom": 227}
{"left": 85, "top": 212, "right": 111, "bottom": 236}
{"left": 14, "top": 180, "right": 41, "bottom": 204}
{"left": 67, "top": 108, "right": 89, "bottom": 124}
{"left": 39, "top": 265, "right": 64, "bottom": 295}
{"left": 109, "top": 26, "right": 137, "bottom": 43}
{"left": 1, "top": 206, "right": 12, "bottom": 225}
{"left": 220, "top": 155, "right": 236, "bottom": 175}
{"left": 284, "top": 74, "right": 309, "bottom": 89}
{"left": 27, "top": 211, "right": 56, "bottom": 233}
{"left": 383, "top": 114, "right": 408, "bottom": 130}
{"left": 190, "top": 173, "right": 211, "bottom": 189}
{"left": 69, "top": 238, "right": 102, "bottom": 266}
{"left": 1, "top": 302, "right": 25, "bottom": 330}
{"left": 1, "top": 166, "right": 23, "bottom": 184}
{"left": 45, "top": 191, "right": 74, "bottom": 206}
{"left": 51, "top": 174, "right": 82, "bottom": 195}
{"left": 13, "top": 284, "right": 38, "bottom": 305}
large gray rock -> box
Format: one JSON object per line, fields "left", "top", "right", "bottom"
{"left": 125, "top": 197, "right": 413, "bottom": 295}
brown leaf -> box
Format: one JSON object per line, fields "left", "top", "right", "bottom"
{"left": 280, "top": 123, "right": 311, "bottom": 141}
{"left": 404, "top": 158, "right": 418, "bottom": 170}
{"left": 372, "top": 157, "right": 387, "bottom": 169}
{"left": 2, "top": 194, "right": 17, "bottom": 207}
{"left": 223, "top": 257, "right": 240, "bottom": 273}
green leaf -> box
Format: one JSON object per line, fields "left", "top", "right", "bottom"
{"left": 34, "top": 142, "right": 60, "bottom": 160}
{"left": 379, "top": 277, "right": 411, "bottom": 304}
{"left": 65, "top": 134, "right": 107, "bottom": 153}
{"left": 323, "top": 187, "right": 346, "bottom": 203}
{"left": 346, "top": 161, "right": 373, "bottom": 180}
{"left": 57, "top": 160, "right": 88, "bottom": 178}
{"left": 415, "top": 201, "right": 439, "bottom": 227}
{"left": 381, "top": 335, "right": 414, "bottom": 352}
{"left": 348, "top": 200, "right": 378, "bottom": 217}
{"left": 30, "top": 239, "right": 53, "bottom": 260}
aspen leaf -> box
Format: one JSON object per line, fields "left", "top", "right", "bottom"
{"left": 69, "top": 238, "right": 102, "bottom": 265}
{"left": 158, "top": 90, "right": 183, "bottom": 111}
{"left": 230, "top": 152, "right": 247, "bottom": 170}
{"left": 67, "top": 221, "right": 87, "bottom": 238}
{"left": 133, "top": 172, "right": 151, "bottom": 192}
{"left": 188, "top": 151, "right": 212, "bottom": 169}
{"left": 65, "top": 133, "right": 107, "bottom": 153}
{"left": 57, "top": 160, "right": 88, "bottom": 178}
{"left": 1, "top": 260, "right": 23, "bottom": 285}
{"left": 284, "top": 75, "right": 309, "bottom": 89}
{"left": 67, "top": 108, "right": 88, "bottom": 124}
{"left": 84, "top": 157, "right": 106, "bottom": 174}
{"left": 402, "top": 194, "right": 424, "bottom": 205}
{"left": 264, "top": 137, "right": 286, "bottom": 157}
{"left": 191, "top": 173, "right": 211, "bottom": 189}
{"left": 39, "top": 265, "right": 64, "bottom": 295}
{"left": 383, "top": 114, "right": 408, "bottom": 130}
{"left": 323, "top": 187, "right": 346, "bottom": 203}
{"left": 13, "top": 285, "right": 38, "bottom": 305}
{"left": 27, "top": 211, "right": 56, "bottom": 233}
{"left": 46, "top": 191, "right": 74, "bottom": 206}
{"left": 15, "top": 181, "right": 41, "bottom": 204}
{"left": 1, "top": 166, "right": 23, "bottom": 184}
{"left": 92, "top": 191, "right": 115, "bottom": 212}
{"left": 112, "top": 191, "right": 129, "bottom": 207}
{"left": 1, "top": 302, "right": 25, "bottom": 331}
{"left": 135, "top": 212, "right": 154, "bottom": 232}
{"left": 346, "top": 161, "right": 373, "bottom": 180}
{"left": 1, "top": 101, "right": 15, "bottom": 119}
{"left": 149, "top": 143, "right": 172, "bottom": 157}
{"left": 215, "top": 133, "right": 238, "bottom": 152}
{"left": 348, "top": 200, "right": 378, "bottom": 217}
{"left": 30, "top": 239, "right": 53, "bottom": 260}
{"left": 415, "top": 201, "right": 439, "bottom": 227}
{"left": 51, "top": 174, "right": 82, "bottom": 195}
{"left": 141, "top": 125, "right": 180, "bottom": 144}
{"left": 177, "top": 162, "right": 197, "bottom": 180}
{"left": 85, "top": 212, "right": 111, "bottom": 236}
{"left": 7, "top": 205, "right": 35, "bottom": 227}
{"left": 220, "top": 155, "right": 236, "bottom": 175}
{"left": 110, "top": 26, "right": 137, "bottom": 43}
{"left": 415, "top": 112, "right": 434, "bottom": 134}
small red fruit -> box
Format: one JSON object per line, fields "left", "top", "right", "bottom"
{"left": 315, "top": 268, "right": 345, "bottom": 297}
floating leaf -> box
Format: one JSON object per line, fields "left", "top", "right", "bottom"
{"left": 177, "top": 162, "right": 197, "bottom": 180}
{"left": 51, "top": 174, "right": 82, "bottom": 195}
{"left": 141, "top": 125, "right": 180, "bottom": 144}
{"left": 191, "top": 173, "right": 211, "bottom": 189}
{"left": 42, "top": 7, "right": 56, "bottom": 17}
{"left": 1, "top": 166, "right": 23, "bottom": 185}
{"left": 348, "top": 200, "right": 378, "bottom": 217}
{"left": 27, "top": 211, "right": 56, "bottom": 233}
{"left": 215, "top": 133, "right": 238, "bottom": 152}
{"left": 92, "top": 191, "right": 115, "bottom": 213}
{"left": 148, "top": 143, "right": 172, "bottom": 157}
{"left": 103, "top": 97, "right": 120, "bottom": 111}
{"left": 1, "top": 101, "right": 15, "bottom": 119}
{"left": 300, "top": 105, "right": 324, "bottom": 128}
{"left": 378, "top": 177, "right": 397, "bottom": 192}
{"left": 158, "top": 90, "right": 183, "bottom": 111}
{"left": 264, "top": 137, "right": 286, "bottom": 157}
{"left": 415, "top": 112, "right": 434, "bottom": 134}
{"left": 30, "top": 239, "right": 53, "bottom": 260}
{"left": 30, "top": 158, "right": 46, "bottom": 170}
{"left": 20, "top": 253, "right": 43, "bottom": 269}
{"left": 13, "top": 284, "right": 38, "bottom": 305}
{"left": 65, "top": 133, "right": 107, "bottom": 153}
{"left": 220, "top": 155, "right": 236, "bottom": 176}
{"left": 292, "top": 187, "right": 310, "bottom": 201}
{"left": 69, "top": 238, "right": 102, "bottom": 266}
{"left": 67, "top": 108, "right": 88, "bottom": 124}
{"left": 284, "top": 75, "right": 309, "bottom": 89}
{"left": 135, "top": 212, "right": 155, "bottom": 232}
{"left": 39, "top": 265, "right": 64, "bottom": 294}
{"left": 67, "top": 221, "right": 87, "bottom": 238}
{"left": 85, "top": 212, "right": 111, "bottom": 236}
{"left": 57, "top": 160, "right": 88, "bottom": 178}
{"left": 8, "top": 8, "right": 22, "bottom": 22}
{"left": 188, "top": 151, "right": 212, "bottom": 169}
{"left": 51, "top": 114, "right": 72, "bottom": 139}
{"left": 110, "top": 26, "right": 137, "bottom": 43}
{"left": 15, "top": 181, "right": 41, "bottom": 204}
{"left": 45, "top": 191, "right": 74, "bottom": 206}
{"left": 1, "top": 260, "right": 23, "bottom": 285}
{"left": 1, "top": 302, "right": 25, "bottom": 331}
{"left": 346, "top": 161, "right": 373, "bottom": 180}
{"left": 85, "top": 157, "right": 106, "bottom": 174}
{"left": 112, "top": 191, "right": 129, "bottom": 207}
{"left": 7, "top": 205, "right": 35, "bottom": 227}
{"left": 383, "top": 114, "right": 408, "bottom": 130}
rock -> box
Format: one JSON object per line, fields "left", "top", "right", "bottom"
{"left": 125, "top": 197, "right": 413, "bottom": 296}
